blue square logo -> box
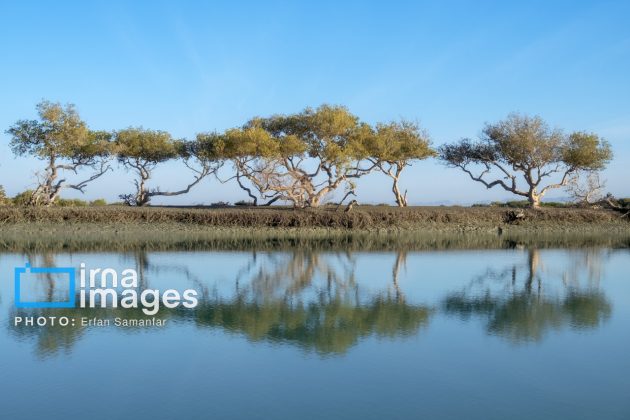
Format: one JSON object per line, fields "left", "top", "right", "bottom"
{"left": 14, "top": 263, "right": 76, "bottom": 308}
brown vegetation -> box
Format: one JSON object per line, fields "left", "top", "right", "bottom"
{"left": 0, "top": 205, "right": 626, "bottom": 230}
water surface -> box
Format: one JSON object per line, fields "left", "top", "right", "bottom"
{"left": 1, "top": 248, "right": 629, "bottom": 419}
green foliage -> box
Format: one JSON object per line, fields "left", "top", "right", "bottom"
{"left": 114, "top": 127, "right": 179, "bottom": 163}
{"left": 485, "top": 114, "right": 563, "bottom": 167}
{"left": 441, "top": 114, "right": 573, "bottom": 170}
{"left": 185, "top": 132, "right": 223, "bottom": 161}
{"left": 0, "top": 186, "right": 6, "bottom": 205}
{"left": 357, "top": 120, "right": 436, "bottom": 162}
{"left": 220, "top": 126, "right": 299, "bottom": 159}
{"left": 7, "top": 101, "right": 88, "bottom": 159}
{"left": 248, "top": 105, "right": 365, "bottom": 163}
{"left": 6, "top": 101, "right": 112, "bottom": 161}
{"left": 451, "top": 114, "right": 612, "bottom": 171}
{"left": 563, "top": 132, "right": 613, "bottom": 170}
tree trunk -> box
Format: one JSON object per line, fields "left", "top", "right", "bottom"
{"left": 307, "top": 187, "right": 328, "bottom": 208}
{"left": 528, "top": 189, "right": 541, "bottom": 208}
{"left": 236, "top": 172, "right": 258, "bottom": 205}
{"left": 392, "top": 176, "right": 407, "bottom": 207}
{"left": 48, "top": 188, "right": 62, "bottom": 205}
{"left": 525, "top": 249, "right": 540, "bottom": 294}
{"left": 41, "top": 156, "right": 58, "bottom": 206}
{"left": 136, "top": 171, "right": 150, "bottom": 206}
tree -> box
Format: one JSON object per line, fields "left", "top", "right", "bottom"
{"left": 566, "top": 171, "right": 606, "bottom": 205}
{"left": 203, "top": 126, "right": 297, "bottom": 206}
{"left": 6, "top": 100, "right": 113, "bottom": 206}
{"left": 357, "top": 120, "right": 436, "bottom": 206}
{"left": 439, "top": 114, "right": 612, "bottom": 207}
{"left": 217, "top": 105, "right": 375, "bottom": 208}
{"left": 114, "top": 128, "right": 220, "bottom": 206}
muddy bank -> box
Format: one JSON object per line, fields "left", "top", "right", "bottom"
{"left": 0, "top": 206, "right": 627, "bottom": 252}
{"left": 0, "top": 205, "right": 628, "bottom": 231}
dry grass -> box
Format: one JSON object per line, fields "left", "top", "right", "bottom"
{"left": 0, "top": 205, "right": 626, "bottom": 229}
{"left": 0, "top": 205, "right": 627, "bottom": 252}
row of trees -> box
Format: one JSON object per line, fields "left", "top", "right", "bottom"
{"left": 5, "top": 101, "right": 613, "bottom": 208}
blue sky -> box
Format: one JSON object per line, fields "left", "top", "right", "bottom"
{"left": 0, "top": 0, "right": 628, "bottom": 205}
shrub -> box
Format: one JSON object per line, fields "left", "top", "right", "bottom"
{"left": 494, "top": 200, "right": 570, "bottom": 209}
{"left": 234, "top": 200, "right": 254, "bottom": 206}
{"left": 210, "top": 201, "right": 230, "bottom": 207}
{"left": 55, "top": 198, "right": 88, "bottom": 207}
{"left": 90, "top": 199, "right": 107, "bottom": 206}
{"left": 505, "top": 201, "right": 530, "bottom": 208}
{"left": 0, "top": 186, "right": 7, "bottom": 205}
{"left": 541, "top": 201, "right": 569, "bottom": 208}
{"left": 12, "top": 190, "right": 36, "bottom": 206}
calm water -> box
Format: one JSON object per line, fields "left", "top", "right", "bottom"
{"left": 1, "top": 248, "right": 629, "bottom": 419}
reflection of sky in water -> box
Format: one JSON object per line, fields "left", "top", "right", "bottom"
{"left": 0, "top": 249, "right": 629, "bottom": 420}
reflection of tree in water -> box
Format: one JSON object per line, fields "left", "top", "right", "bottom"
{"left": 228, "top": 251, "right": 358, "bottom": 301}
{"left": 194, "top": 250, "right": 430, "bottom": 355}
{"left": 120, "top": 250, "right": 210, "bottom": 296}
{"left": 443, "top": 248, "right": 612, "bottom": 343}
{"left": 18, "top": 252, "right": 59, "bottom": 302}
{"left": 8, "top": 251, "right": 431, "bottom": 356}
{"left": 193, "top": 294, "right": 430, "bottom": 355}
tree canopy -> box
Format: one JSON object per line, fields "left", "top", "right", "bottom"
{"left": 211, "top": 105, "right": 375, "bottom": 207}
{"left": 114, "top": 128, "right": 219, "bottom": 206}
{"left": 6, "top": 100, "right": 112, "bottom": 205}
{"left": 5, "top": 102, "right": 617, "bottom": 208}
{"left": 439, "top": 114, "right": 612, "bottom": 207}
{"left": 357, "top": 120, "right": 436, "bottom": 206}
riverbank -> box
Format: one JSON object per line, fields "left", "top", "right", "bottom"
{"left": 1, "top": 205, "right": 628, "bottom": 229}
{"left": 0, "top": 206, "right": 628, "bottom": 251}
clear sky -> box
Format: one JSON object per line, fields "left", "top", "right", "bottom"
{"left": 0, "top": 0, "right": 628, "bottom": 205}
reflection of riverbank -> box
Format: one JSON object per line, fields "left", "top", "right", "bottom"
{"left": 6, "top": 248, "right": 618, "bottom": 357}
{"left": 1, "top": 222, "right": 629, "bottom": 252}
